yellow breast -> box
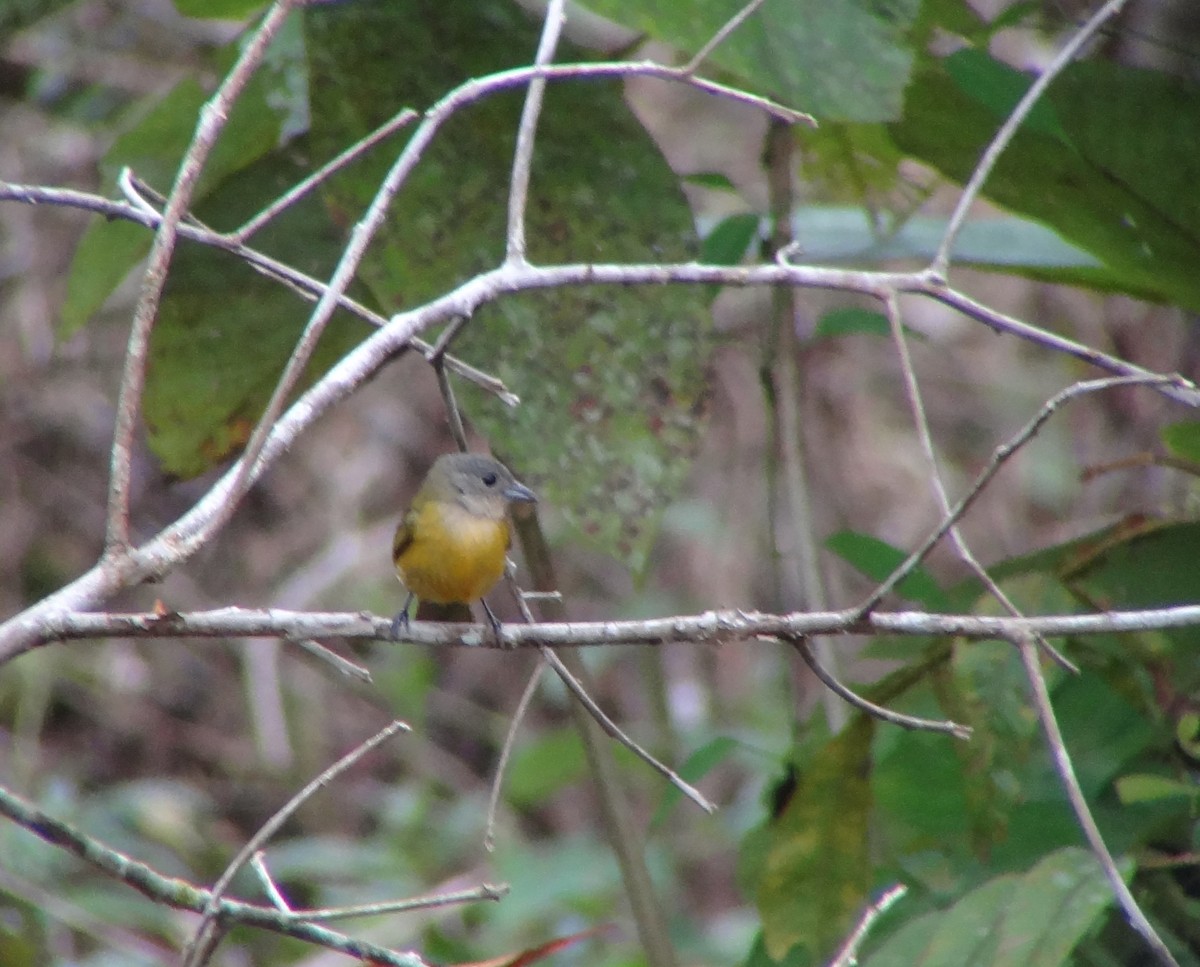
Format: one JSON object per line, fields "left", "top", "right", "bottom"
{"left": 395, "top": 499, "right": 511, "bottom": 605}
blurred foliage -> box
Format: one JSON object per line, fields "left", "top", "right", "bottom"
{"left": 7, "top": 0, "right": 1200, "bottom": 966}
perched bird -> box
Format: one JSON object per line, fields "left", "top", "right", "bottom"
{"left": 391, "top": 452, "right": 536, "bottom": 635}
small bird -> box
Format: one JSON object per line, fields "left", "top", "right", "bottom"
{"left": 391, "top": 452, "right": 536, "bottom": 636}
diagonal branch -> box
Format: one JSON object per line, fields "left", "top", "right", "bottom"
{"left": 932, "top": 0, "right": 1132, "bottom": 274}
{"left": 104, "top": 1, "right": 298, "bottom": 553}
{"left": 1011, "top": 631, "right": 1179, "bottom": 967}
{"left": 182, "top": 719, "right": 409, "bottom": 965}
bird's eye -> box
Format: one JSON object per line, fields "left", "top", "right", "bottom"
{"left": 482, "top": 472, "right": 498, "bottom": 487}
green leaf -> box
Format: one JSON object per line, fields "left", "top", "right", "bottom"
{"left": 702, "top": 206, "right": 1099, "bottom": 273}
{"left": 1064, "top": 519, "right": 1200, "bottom": 654}
{"left": 61, "top": 23, "right": 306, "bottom": 336}
{"left": 505, "top": 728, "right": 587, "bottom": 807}
{"left": 306, "top": 0, "right": 711, "bottom": 573}
{"left": 702, "top": 213, "right": 761, "bottom": 265}
{"left": 1115, "top": 773, "right": 1199, "bottom": 806}
{"left": 651, "top": 735, "right": 739, "bottom": 826}
{"left": 813, "top": 307, "right": 889, "bottom": 339}
{"left": 825, "top": 530, "right": 951, "bottom": 610}
{"left": 173, "top": 0, "right": 268, "bottom": 18}
{"left": 580, "top": 0, "right": 922, "bottom": 122}
{"left": 1160, "top": 422, "right": 1200, "bottom": 463}
{"left": 683, "top": 172, "right": 738, "bottom": 191}
{"left": 143, "top": 151, "right": 368, "bottom": 476}
{"left": 892, "top": 50, "right": 1200, "bottom": 310}
{"left": 757, "top": 716, "right": 874, "bottom": 961}
{"left": 862, "top": 848, "right": 1125, "bottom": 967}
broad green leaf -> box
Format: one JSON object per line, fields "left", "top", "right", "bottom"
{"left": 892, "top": 50, "right": 1200, "bottom": 311}
{"left": 702, "top": 213, "right": 761, "bottom": 265}
{"left": 307, "top": 1, "right": 711, "bottom": 572}
{"left": 862, "top": 848, "right": 1124, "bottom": 967}
{"left": 701, "top": 207, "right": 1100, "bottom": 272}
{"left": 580, "top": 0, "right": 922, "bottom": 122}
{"left": 825, "top": 530, "right": 951, "bottom": 610}
{"left": 143, "top": 151, "right": 369, "bottom": 476}
{"left": 505, "top": 728, "right": 587, "bottom": 807}
{"left": 61, "top": 22, "right": 306, "bottom": 336}
{"left": 1161, "top": 422, "right": 1200, "bottom": 464}
{"left": 757, "top": 716, "right": 874, "bottom": 961}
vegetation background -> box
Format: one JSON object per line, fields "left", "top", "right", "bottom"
{"left": 3, "top": 1, "right": 1200, "bottom": 966}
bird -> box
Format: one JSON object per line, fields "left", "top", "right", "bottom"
{"left": 391, "top": 452, "right": 536, "bottom": 637}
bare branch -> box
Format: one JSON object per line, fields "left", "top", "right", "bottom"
{"left": 230, "top": 109, "right": 419, "bottom": 242}
{"left": 684, "top": 0, "right": 768, "bottom": 74}
{"left": 878, "top": 291, "right": 1077, "bottom": 672}
{"left": 183, "top": 719, "right": 410, "bottom": 965}
{"left": 29, "top": 602, "right": 1200, "bottom": 649}
{"left": 104, "top": 1, "right": 298, "bottom": 553}
{"left": 825, "top": 884, "right": 907, "bottom": 967}
{"left": 790, "top": 639, "right": 971, "bottom": 739}
{"left": 0, "top": 782, "right": 431, "bottom": 966}
{"left": 932, "top": 0, "right": 1132, "bottom": 274}
{"left": 506, "top": 0, "right": 566, "bottom": 263}
{"left": 486, "top": 659, "right": 546, "bottom": 851}
{"left": 1012, "top": 631, "right": 1179, "bottom": 967}
{"left": 856, "top": 373, "right": 1172, "bottom": 615}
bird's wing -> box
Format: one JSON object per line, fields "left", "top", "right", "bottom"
{"left": 392, "top": 508, "right": 418, "bottom": 564}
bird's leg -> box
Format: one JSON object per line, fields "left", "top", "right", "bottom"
{"left": 481, "top": 599, "right": 505, "bottom": 644}
{"left": 390, "top": 592, "right": 415, "bottom": 640}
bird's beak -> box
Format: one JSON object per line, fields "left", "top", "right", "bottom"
{"left": 505, "top": 481, "right": 537, "bottom": 504}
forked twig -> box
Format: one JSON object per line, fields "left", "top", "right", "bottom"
{"left": 182, "top": 720, "right": 409, "bottom": 966}
{"left": 876, "top": 291, "right": 1077, "bottom": 672}
{"left": 104, "top": 1, "right": 298, "bottom": 553}
{"left": 855, "top": 371, "right": 1174, "bottom": 617}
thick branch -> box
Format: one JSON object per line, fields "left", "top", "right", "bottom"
{"left": 26, "top": 603, "right": 1200, "bottom": 651}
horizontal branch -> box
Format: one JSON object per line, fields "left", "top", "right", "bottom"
{"left": 3, "top": 187, "right": 1198, "bottom": 664}
{"left": 0, "top": 783, "right": 435, "bottom": 967}
{"left": 32, "top": 603, "right": 1200, "bottom": 650}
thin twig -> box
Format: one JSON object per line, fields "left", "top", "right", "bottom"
{"left": 856, "top": 373, "right": 1173, "bottom": 615}
{"left": 485, "top": 659, "right": 546, "bottom": 851}
{"left": 433, "top": 357, "right": 472, "bottom": 452}
{"left": 825, "top": 884, "right": 907, "bottom": 967}
{"left": 286, "top": 882, "right": 508, "bottom": 921}
{"left": 292, "top": 637, "right": 372, "bottom": 682}
{"left": 250, "top": 852, "right": 292, "bottom": 912}
{"left": 790, "top": 639, "right": 971, "bottom": 739}
{"left": 104, "top": 1, "right": 298, "bottom": 553}
{"left": 932, "top": 0, "right": 1132, "bottom": 274}
{"left": 0, "top": 782, "right": 430, "bottom": 967}
{"left": 683, "top": 0, "right": 768, "bottom": 73}
{"left": 538, "top": 647, "right": 716, "bottom": 813}
{"left": 506, "top": 0, "right": 565, "bottom": 263}
{"left": 1012, "top": 631, "right": 1180, "bottom": 967}
{"left": 230, "top": 109, "right": 419, "bottom": 242}
{"left": 878, "top": 291, "right": 1077, "bottom": 672}
{"left": 182, "top": 720, "right": 409, "bottom": 966}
